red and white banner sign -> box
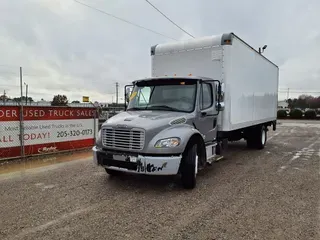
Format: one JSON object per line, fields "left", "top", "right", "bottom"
{"left": 0, "top": 106, "right": 98, "bottom": 159}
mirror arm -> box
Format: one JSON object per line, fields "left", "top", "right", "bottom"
{"left": 124, "top": 84, "right": 134, "bottom": 110}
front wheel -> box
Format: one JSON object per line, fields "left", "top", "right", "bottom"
{"left": 180, "top": 143, "right": 198, "bottom": 189}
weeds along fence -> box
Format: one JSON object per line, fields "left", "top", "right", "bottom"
{"left": 0, "top": 104, "right": 99, "bottom": 160}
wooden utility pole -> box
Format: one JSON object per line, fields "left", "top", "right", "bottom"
{"left": 116, "top": 82, "right": 119, "bottom": 105}
{"left": 25, "top": 83, "right": 28, "bottom": 105}
{"left": 2, "top": 90, "right": 6, "bottom": 104}
{"left": 19, "top": 67, "right": 25, "bottom": 158}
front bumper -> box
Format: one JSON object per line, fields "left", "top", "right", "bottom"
{"left": 92, "top": 146, "right": 182, "bottom": 175}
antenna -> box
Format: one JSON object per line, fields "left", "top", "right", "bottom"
{"left": 259, "top": 45, "right": 268, "bottom": 54}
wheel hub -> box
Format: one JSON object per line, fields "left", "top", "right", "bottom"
{"left": 195, "top": 155, "right": 198, "bottom": 176}
{"left": 261, "top": 129, "right": 266, "bottom": 145}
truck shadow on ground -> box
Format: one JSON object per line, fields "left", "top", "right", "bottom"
{"left": 100, "top": 140, "right": 268, "bottom": 192}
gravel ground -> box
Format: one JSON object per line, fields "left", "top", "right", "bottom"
{"left": 0, "top": 120, "right": 319, "bottom": 240}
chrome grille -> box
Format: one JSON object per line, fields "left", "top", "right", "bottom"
{"left": 102, "top": 127, "right": 145, "bottom": 151}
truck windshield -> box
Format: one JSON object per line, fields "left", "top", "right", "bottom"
{"left": 127, "top": 80, "right": 197, "bottom": 113}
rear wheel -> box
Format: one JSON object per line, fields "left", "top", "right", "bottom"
{"left": 246, "top": 125, "right": 267, "bottom": 149}
{"left": 256, "top": 126, "right": 267, "bottom": 149}
{"left": 180, "top": 143, "right": 198, "bottom": 189}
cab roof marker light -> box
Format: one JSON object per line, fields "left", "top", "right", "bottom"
{"left": 224, "top": 39, "right": 232, "bottom": 45}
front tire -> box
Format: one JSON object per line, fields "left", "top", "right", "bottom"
{"left": 180, "top": 144, "right": 198, "bottom": 189}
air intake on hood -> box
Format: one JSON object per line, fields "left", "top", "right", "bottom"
{"left": 169, "top": 117, "right": 187, "bottom": 125}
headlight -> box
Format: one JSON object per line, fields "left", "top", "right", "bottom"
{"left": 154, "top": 137, "right": 180, "bottom": 148}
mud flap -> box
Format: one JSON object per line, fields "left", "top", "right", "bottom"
{"left": 216, "top": 138, "right": 228, "bottom": 155}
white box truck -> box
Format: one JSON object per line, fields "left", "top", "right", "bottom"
{"left": 93, "top": 32, "right": 279, "bottom": 189}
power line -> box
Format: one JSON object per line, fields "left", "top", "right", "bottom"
{"left": 144, "top": 0, "right": 195, "bottom": 38}
{"left": 73, "top": 0, "right": 178, "bottom": 41}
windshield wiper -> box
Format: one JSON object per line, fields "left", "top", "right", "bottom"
{"left": 146, "top": 105, "right": 181, "bottom": 111}
{"left": 144, "top": 86, "right": 156, "bottom": 110}
{"left": 127, "top": 107, "right": 144, "bottom": 111}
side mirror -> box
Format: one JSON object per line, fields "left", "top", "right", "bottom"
{"left": 216, "top": 102, "right": 225, "bottom": 111}
{"left": 215, "top": 83, "right": 225, "bottom": 112}
{"left": 217, "top": 84, "right": 221, "bottom": 96}
{"left": 124, "top": 85, "right": 133, "bottom": 111}
{"left": 125, "top": 86, "right": 133, "bottom": 103}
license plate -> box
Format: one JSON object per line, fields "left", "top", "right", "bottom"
{"left": 113, "top": 155, "right": 137, "bottom": 162}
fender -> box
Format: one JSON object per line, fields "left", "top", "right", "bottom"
{"left": 145, "top": 124, "right": 205, "bottom": 155}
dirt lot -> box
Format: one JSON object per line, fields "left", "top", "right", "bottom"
{"left": 0, "top": 120, "right": 319, "bottom": 240}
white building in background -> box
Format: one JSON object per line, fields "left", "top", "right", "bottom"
{"left": 278, "top": 100, "right": 289, "bottom": 109}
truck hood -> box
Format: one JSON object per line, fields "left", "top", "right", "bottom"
{"left": 102, "top": 110, "right": 191, "bottom": 130}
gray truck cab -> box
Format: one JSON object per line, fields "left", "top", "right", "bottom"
{"left": 93, "top": 76, "right": 223, "bottom": 189}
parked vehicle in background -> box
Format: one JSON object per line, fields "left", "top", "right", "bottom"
{"left": 93, "top": 32, "right": 279, "bottom": 189}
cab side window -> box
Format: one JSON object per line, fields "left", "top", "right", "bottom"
{"left": 200, "top": 83, "right": 213, "bottom": 110}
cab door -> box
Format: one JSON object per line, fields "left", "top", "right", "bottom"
{"left": 194, "top": 81, "right": 219, "bottom": 143}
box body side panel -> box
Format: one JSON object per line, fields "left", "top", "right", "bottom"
{"left": 222, "top": 38, "right": 278, "bottom": 131}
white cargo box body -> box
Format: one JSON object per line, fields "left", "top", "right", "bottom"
{"left": 151, "top": 33, "right": 279, "bottom": 132}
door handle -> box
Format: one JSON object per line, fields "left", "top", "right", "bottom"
{"left": 201, "top": 111, "right": 207, "bottom": 117}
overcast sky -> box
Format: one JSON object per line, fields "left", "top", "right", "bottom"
{"left": 0, "top": 0, "right": 319, "bottom": 102}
